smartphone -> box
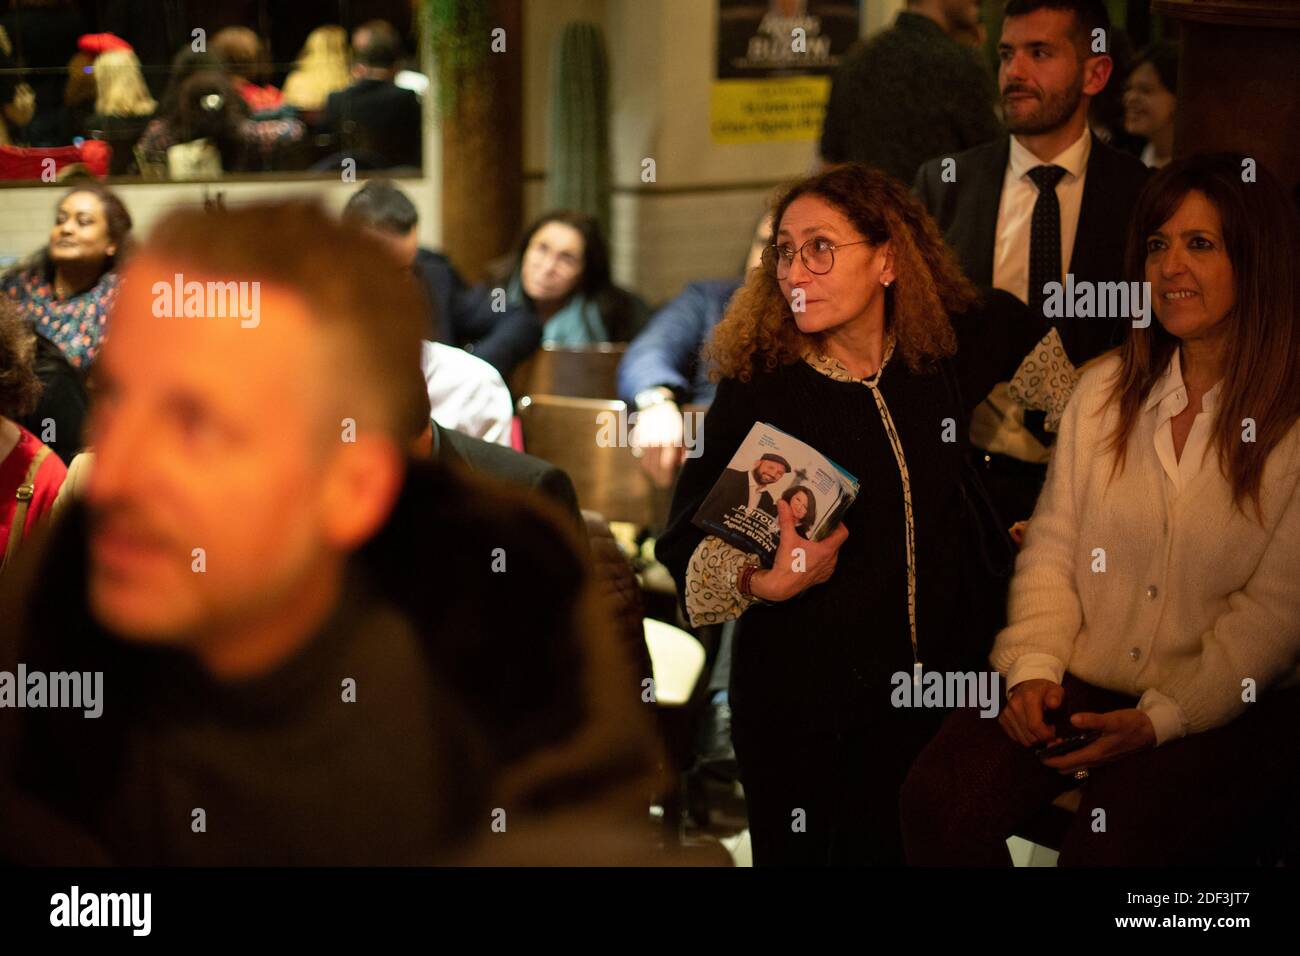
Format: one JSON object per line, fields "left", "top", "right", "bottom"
{"left": 1035, "top": 730, "right": 1100, "bottom": 759}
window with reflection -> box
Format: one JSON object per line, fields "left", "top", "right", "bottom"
{"left": 0, "top": 0, "right": 425, "bottom": 182}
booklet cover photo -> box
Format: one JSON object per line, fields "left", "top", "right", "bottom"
{"left": 692, "top": 421, "right": 859, "bottom": 566}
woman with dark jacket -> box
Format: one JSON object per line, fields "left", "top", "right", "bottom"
{"left": 655, "top": 164, "right": 1043, "bottom": 866}
{"left": 453, "top": 210, "right": 649, "bottom": 383}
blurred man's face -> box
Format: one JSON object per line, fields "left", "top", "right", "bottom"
{"left": 86, "top": 256, "right": 343, "bottom": 643}
{"left": 998, "top": 10, "right": 1095, "bottom": 135}
{"left": 364, "top": 223, "right": 419, "bottom": 270}
{"left": 754, "top": 460, "right": 786, "bottom": 485}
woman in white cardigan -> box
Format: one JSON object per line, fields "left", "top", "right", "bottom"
{"left": 901, "top": 153, "right": 1300, "bottom": 865}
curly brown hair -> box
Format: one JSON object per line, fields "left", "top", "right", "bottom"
{"left": 706, "top": 164, "right": 976, "bottom": 381}
{"left": 0, "top": 298, "right": 41, "bottom": 419}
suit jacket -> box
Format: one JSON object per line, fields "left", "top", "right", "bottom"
{"left": 697, "top": 467, "right": 776, "bottom": 531}
{"left": 412, "top": 248, "right": 468, "bottom": 345}
{"left": 913, "top": 133, "right": 1150, "bottom": 364}
{"left": 0, "top": 459, "right": 664, "bottom": 864}
{"left": 323, "top": 78, "right": 421, "bottom": 169}
{"left": 432, "top": 422, "right": 583, "bottom": 536}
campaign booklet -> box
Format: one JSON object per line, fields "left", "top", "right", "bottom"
{"left": 691, "top": 421, "right": 860, "bottom": 566}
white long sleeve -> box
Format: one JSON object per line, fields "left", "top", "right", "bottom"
{"left": 993, "top": 354, "right": 1300, "bottom": 745}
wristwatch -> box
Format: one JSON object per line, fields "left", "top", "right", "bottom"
{"left": 634, "top": 386, "right": 676, "bottom": 411}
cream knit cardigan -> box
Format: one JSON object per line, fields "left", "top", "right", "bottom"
{"left": 992, "top": 353, "right": 1300, "bottom": 745}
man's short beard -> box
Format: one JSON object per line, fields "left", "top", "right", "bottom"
{"left": 1003, "top": 83, "right": 1085, "bottom": 136}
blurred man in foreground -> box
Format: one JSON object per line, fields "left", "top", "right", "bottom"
{"left": 0, "top": 202, "right": 663, "bottom": 865}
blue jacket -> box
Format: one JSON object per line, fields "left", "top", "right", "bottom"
{"left": 617, "top": 277, "right": 742, "bottom": 408}
{"left": 412, "top": 250, "right": 544, "bottom": 381}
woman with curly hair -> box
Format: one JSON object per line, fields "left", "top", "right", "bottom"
{"left": 0, "top": 299, "right": 67, "bottom": 567}
{"left": 657, "top": 163, "right": 1042, "bottom": 865}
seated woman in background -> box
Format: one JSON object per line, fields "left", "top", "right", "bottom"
{"left": 1, "top": 184, "right": 131, "bottom": 370}
{"left": 83, "top": 47, "right": 157, "bottom": 176}
{"left": 0, "top": 299, "right": 67, "bottom": 568}
{"left": 1123, "top": 41, "right": 1179, "bottom": 169}
{"left": 656, "top": 164, "right": 1044, "bottom": 866}
{"left": 902, "top": 154, "right": 1300, "bottom": 866}
{"left": 282, "top": 25, "right": 352, "bottom": 113}
{"left": 455, "top": 210, "right": 648, "bottom": 383}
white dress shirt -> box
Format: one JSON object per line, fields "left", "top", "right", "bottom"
{"left": 420, "top": 341, "right": 513, "bottom": 447}
{"left": 1151, "top": 349, "right": 1223, "bottom": 492}
{"left": 746, "top": 470, "right": 776, "bottom": 513}
{"left": 993, "top": 352, "right": 1300, "bottom": 746}
{"left": 973, "top": 127, "right": 1092, "bottom": 465}
{"left": 1140, "top": 141, "right": 1170, "bottom": 168}
{"left": 992, "top": 126, "right": 1092, "bottom": 304}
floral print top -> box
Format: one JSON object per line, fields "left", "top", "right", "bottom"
{"left": 1, "top": 265, "right": 119, "bottom": 369}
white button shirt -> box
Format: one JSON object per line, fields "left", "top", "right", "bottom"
{"left": 747, "top": 470, "right": 776, "bottom": 513}
{"left": 993, "top": 353, "right": 1300, "bottom": 745}
{"left": 992, "top": 126, "right": 1092, "bottom": 304}
{"left": 1150, "top": 349, "right": 1224, "bottom": 493}
{"left": 972, "top": 127, "right": 1093, "bottom": 465}
{"left": 420, "top": 341, "right": 514, "bottom": 447}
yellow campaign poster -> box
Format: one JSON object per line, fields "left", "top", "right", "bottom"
{"left": 712, "top": 1, "right": 858, "bottom": 144}
{"left": 711, "top": 75, "right": 831, "bottom": 144}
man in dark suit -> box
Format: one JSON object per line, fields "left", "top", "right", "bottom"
{"left": 343, "top": 180, "right": 469, "bottom": 345}
{"left": 697, "top": 454, "right": 789, "bottom": 530}
{"left": 914, "top": 0, "right": 1150, "bottom": 522}
{"left": 323, "top": 19, "right": 421, "bottom": 170}
{"left": 430, "top": 420, "right": 583, "bottom": 537}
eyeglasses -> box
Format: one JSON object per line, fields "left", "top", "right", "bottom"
{"left": 761, "top": 237, "right": 871, "bottom": 279}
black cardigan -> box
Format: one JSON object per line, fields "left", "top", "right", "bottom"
{"left": 656, "top": 290, "right": 1043, "bottom": 732}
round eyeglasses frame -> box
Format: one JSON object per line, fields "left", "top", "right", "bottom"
{"left": 761, "top": 238, "right": 872, "bottom": 278}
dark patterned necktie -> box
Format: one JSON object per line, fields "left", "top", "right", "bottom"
{"left": 1025, "top": 164, "right": 1068, "bottom": 445}
{"left": 1027, "top": 164, "right": 1068, "bottom": 319}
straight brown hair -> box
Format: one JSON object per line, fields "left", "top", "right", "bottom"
{"left": 1104, "top": 154, "right": 1300, "bottom": 518}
